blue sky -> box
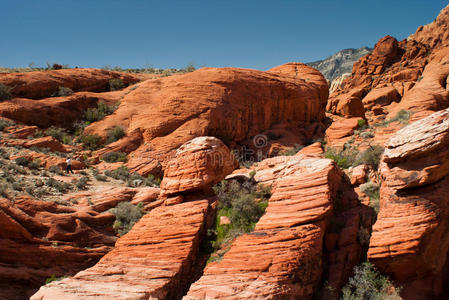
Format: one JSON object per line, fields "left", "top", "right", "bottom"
{"left": 0, "top": 0, "right": 447, "bottom": 70}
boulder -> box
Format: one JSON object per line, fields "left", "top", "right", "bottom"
{"left": 368, "top": 107, "right": 449, "bottom": 299}
{"left": 160, "top": 137, "right": 237, "bottom": 199}
{"left": 84, "top": 65, "right": 328, "bottom": 171}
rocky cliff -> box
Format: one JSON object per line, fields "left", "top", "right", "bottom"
{"left": 307, "top": 47, "right": 372, "bottom": 83}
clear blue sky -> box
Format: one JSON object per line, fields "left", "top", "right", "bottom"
{"left": 0, "top": 0, "right": 447, "bottom": 70}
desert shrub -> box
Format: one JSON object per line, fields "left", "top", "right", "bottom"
{"left": 104, "top": 166, "right": 130, "bottom": 181}
{"left": 75, "top": 176, "right": 89, "bottom": 190}
{"left": 324, "top": 147, "right": 359, "bottom": 169}
{"left": 45, "top": 274, "right": 63, "bottom": 284}
{"left": 109, "top": 78, "right": 125, "bottom": 91}
{"left": 6, "top": 162, "right": 26, "bottom": 174}
{"left": 79, "top": 134, "right": 102, "bottom": 150}
{"left": 0, "top": 184, "right": 9, "bottom": 198}
{"left": 353, "top": 146, "right": 384, "bottom": 171}
{"left": 28, "top": 159, "right": 41, "bottom": 170}
{"left": 0, "top": 119, "right": 14, "bottom": 131}
{"left": 280, "top": 144, "right": 304, "bottom": 156}
{"left": 375, "top": 110, "right": 411, "bottom": 127}
{"left": 183, "top": 63, "right": 196, "bottom": 73}
{"left": 100, "top": 151, "right": 127, "bottom": 163}
{"left": 360, "top": 131, "right": 374, "bottom": 139}
{"left": 110, "top": 202, "right": 144, "bottom": 236}
{"left": 14, "top": 157, "right": 30, "bottom": 167}
{"left": 84, "top": 101, "right": 119, "bottom": 123}
{"left": 357, "top": 119, "right": 367, "bottom": 129}
{"left": 341, "top": 262, "right": 401, "bottom": 300}
{"left": 45, "top": 177, "right": 71, "bottom": 193}
{"left": 53, "top": 86, "right": 73, "bottom": 97}
{"left": 207, "top": 180, "right": 271, "bottom": 260}
{"left": 12, "top": 182, "right": 22, "bottom": 191}
{"left": 106, "top": 126, "right": 125, "bottom": 144}
{"left": 126, "top": 172, "right": 161, "bottom": 187}
{"left": 49, "top": 165, "right": 63, "bottom": 175}
{"left": 0, "top": 84, "right": 12, "bottom": 101}
{"left": 44, "top": 126, "right": 71, "bottom": 143}
{"left": 360, "top": 182, "right": 380, "bottom": 213}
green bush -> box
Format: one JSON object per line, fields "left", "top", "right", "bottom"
{"left": 49, "top": 165, "right": 63, "bottom": 175}
{"left": 92, "top": 168, "right": 108, "bottom": 181}
{"left": 15, "top": 157, "right": 30, "bottom": 167}
{"left": 354, "top": 146, "right": 384, "bottom": 171}
{"left": 0, "top": 119, "right": 14, "bottom": 131}
{"left": 324, "top": 147, "right": 359, "bottom": 169}
{"left": 45, "top": 177, "right": 71, "bottom": 193}
{"left": 0, "top": 84, "right": 12, "bottom": 101}
{"left": 106, "top": 126, "right": 125, "bottom": 144}
{"left": 110, "top": 202, "right": 144, "bottom": 236}
{"left": 45, "top": 274, "right": 63, "bottom": 285}
{"left": 126, "top": 172, "right": 161, "bottom": 187}
{"left": 375, "top": 109, "right": 411, "bottom": 127}
{"left": 28, "top": 159, "right": 41, "bottom": 170}
{"left": 75, "top": 176, "right": 89, "bottom": 190}
{"left": 280, "top": 144, "right": 304, "bottom": 156}
{"left": 53, "top": 86, "right": 73, "bottom": 97}
{"left": 208, "top": 180, "right": 271, "bottom": 258}
{"left": 104, "top": 166, "right": 130, "bottom": 181}
{"left": 0, "top": 184, "right": 9, "bottom": 198}
{"left": 79, "top": 134, "right": 102, "bottom": 150}
{"left": 357, "top": 119, "right": 367, "bottom": 129}
{"left": 109, "top": 78, "right": 125, "bottom": 91}
{"left": 44, "top": 126, "right": 71, "bottom": 143}
{"left": 341, "top": 262, "right": 401, "bottom": 300}
{"left": 100, "top": 151, "right": 127, "bottom": 163}
{"left": 360, "top": 182, "right": 380, "bottom": 213}
{"left": 84, "top": 101, "right": 119, "bottom": 123}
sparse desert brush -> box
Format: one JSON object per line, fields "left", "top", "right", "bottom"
{"left": 106, "top": 126, "right": 126, "bottom": 144}
{"left": 0, "top": 84, "right": 12, "bottom": 101}
{"left": 101, "top": 151, "right": 127, "bottom": 163}
{"left": 49, "top": 165, "right": 63, "bottom": 175}
{"left": 78, "top": 134, "right": 102, "bottom": 150}
{"left": 110, "top": 202, "right": 144, "bottom": 236}
{"left": 44, "top": 126, "right": 72, "bottom": 143}
{"left": 109, "top": 78, "right": 125, "bottom": 91}
{"left": 341, "top": 262, "right": 401, "bottom": 300}
{"left": 0, "top": 119, "right": 14, "bottom": 131}
{"left": 84, "top": 101, "right": 119, "bottom": 123}
{"left": 53, "top": 86, "right": 73, "bottom": 97}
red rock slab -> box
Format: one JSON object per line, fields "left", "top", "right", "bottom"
{"left": 31, "top": 200, "right": 214, "bottom": 300}
{"left": 84, "top": 65, "right": 328, "bottom": 168}
{"left": 325, "top": 117, "right": 362, "bottom": 148}
{"left": 368, "top": 107, "right": 449, "bottom": 299}
{"left": 0, "top": 68, "right": 141, "bottom": 99}
{"left": 0, "top": 196, "right": 116, "bottom": 299}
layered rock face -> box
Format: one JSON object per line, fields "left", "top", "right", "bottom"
{"left": 307, "top": 47, "right": 372, "bottom": 82}
{"left": 368, "top": 108, "right": 449, "bottom": 299}
{"left": 186, "top": 157, "right": 371, "bottom": 299}
{"left": 0, "top": 68, "right": 140, "bottom": 99}
{"left": 327, "top": 5, "right": 449, "bottom": 120}
{"left": 160, "top": 136, "right": 238, "bottom": 199}
{"left": 32, "top": 200, "right": 214, "bottom": 300}
{"left": 85, "top": 64, "right": 328, "bottom": 172}
{"left": 0, "top": 196, "right": 117, "bottom": 299}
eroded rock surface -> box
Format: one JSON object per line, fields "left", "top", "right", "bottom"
{"left": 31, "top": 200, "right": 214, "bottom": 300}
{"left": 368, "top": 107, "right": 449, "bottom": 299}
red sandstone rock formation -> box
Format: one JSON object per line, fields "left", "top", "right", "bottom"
{"left": 368, "top": 107, "right": 449, "bottom": 299}
{"left": 0, "top": 68, "right": 140, "bottom": 100}
{"left": 327, "top": 5, "right": 449, "bottom": 123}
{"left": 0, "top": 196, "right": 117, "bottom": 299}
{"left": 186, "top": 157, "right": 372, "bottom": 299}
{"left": 84, "top": 64, "right": 328, "bottom": 172}
{"left": 160, "top": 136, "right": 238, "bottom": 200}
{"left": 31, "top": 200, "right": 214, "bottom": 300}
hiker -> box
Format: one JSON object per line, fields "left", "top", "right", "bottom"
{"left": 66, "top": 156, "right": 74, "bottom": 174}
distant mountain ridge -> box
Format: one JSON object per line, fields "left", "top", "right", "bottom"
{"left": 307, "top": 47, "right": 372, "bottom": 82}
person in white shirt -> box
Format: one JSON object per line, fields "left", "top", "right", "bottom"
{"left": 66, "top": 157, "right": 74, "bottom": 174}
